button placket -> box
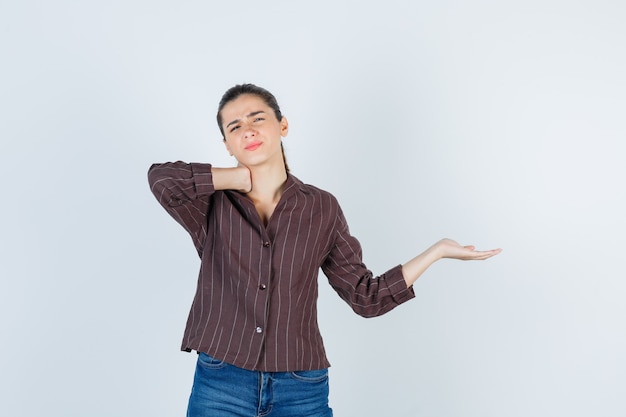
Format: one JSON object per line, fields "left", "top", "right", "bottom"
{"left": 256, "top": 237, "right": 270, "bottom": 342}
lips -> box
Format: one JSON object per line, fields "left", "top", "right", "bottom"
{"left": 244, "top": 141, "right": 262, "bottom": 151}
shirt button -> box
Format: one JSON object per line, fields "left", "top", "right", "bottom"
{"left": 255, "top": 326, "right": 263, "bottom": 333}
{"left": 259, "top": 284, "right": 267, "bottom": 290}
{"left": 263, "top": 241, "right": 270, "bottom": 248}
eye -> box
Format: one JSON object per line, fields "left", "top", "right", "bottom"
{"left": 230, "top": 125, "right": 240, "bottom": 133}
{"left": 253, "top": 117, "right": 264, "bottom": 122}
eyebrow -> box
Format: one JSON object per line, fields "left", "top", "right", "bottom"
{"left": 226, "top": 111, "right": 266, "bottom": 129}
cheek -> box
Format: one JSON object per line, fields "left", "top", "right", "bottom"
{"left": 223, "top": 140, "right": 233, "bottom": 155}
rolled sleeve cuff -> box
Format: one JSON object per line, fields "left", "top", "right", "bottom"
{"left": 190, "top": 163, "right": 214, "bottom": 196}
{"left": 386, "top": 264, "right": 416, "bottom": 305}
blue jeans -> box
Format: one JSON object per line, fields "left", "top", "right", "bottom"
{"left": 187, "top": 353, "right": 333, "bottom": 417}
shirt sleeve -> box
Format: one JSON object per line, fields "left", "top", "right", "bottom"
{"left": 321, "top": 204, "right": 415, "bottom": 318}
{"left": 147, "top": 161, "right": 214, "bottom": 256}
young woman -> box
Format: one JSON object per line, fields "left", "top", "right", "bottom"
{"left": 148, "top": 84, "right": 501, "bottom": 417}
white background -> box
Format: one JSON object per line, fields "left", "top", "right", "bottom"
{"left": 1, "top": 1, "right": 625, "bottom": 416}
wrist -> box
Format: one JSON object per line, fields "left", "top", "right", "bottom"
{"left": 428, "top": 240, "right": 445, "bottom": 261}
{"left": 234, "top": 166, "right": 252, "bottom": 192}
{"left": 212, "top": 166, "right": 251, "bottom": 192}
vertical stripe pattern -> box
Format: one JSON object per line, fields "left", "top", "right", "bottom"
{"left": 148, "top": 162, "right": 415, "bottom": 372}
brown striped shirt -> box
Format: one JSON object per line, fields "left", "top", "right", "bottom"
{"left": 148, "top": 161, "right": 415, "bottom": 372}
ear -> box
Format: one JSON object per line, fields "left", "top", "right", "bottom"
{"left": 280, "top": 117, "right": 289, "bottom": 138}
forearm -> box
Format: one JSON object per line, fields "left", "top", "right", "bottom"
{"left": 211, "top": 166, "right": 251, "bottom": 192}
{"left": 401, "top": 243, "right": 442, "bottom": 288}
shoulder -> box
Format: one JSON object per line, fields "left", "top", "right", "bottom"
{"left": 288, "top": 175, "right": 340, "bottom": 206}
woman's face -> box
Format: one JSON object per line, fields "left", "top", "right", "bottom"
{"left": 220, "top": 94, "right": 288, "bottom": 169}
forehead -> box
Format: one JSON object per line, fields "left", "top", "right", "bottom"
{"left": 221, "top": 94, "right": 270, "bottom": 121}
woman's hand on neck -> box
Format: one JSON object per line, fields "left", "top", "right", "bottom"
{"left": 210, "top": 159, "right": 287, "bottom": 202}
{"left": 212, "top": 166, "right": 252, "bottom": 193}
{"left": 245, "top": 161, "right": 288, "bottom": 204}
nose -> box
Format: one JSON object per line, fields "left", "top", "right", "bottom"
{"left": 243, "top": 123, "right": 257, "bottom": 138}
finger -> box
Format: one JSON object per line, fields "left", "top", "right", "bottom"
{"left": 464, "top": 249, "right": 501, "bottom": 260}
{"left": 476, "top": 249, "right": 502, "bottom": 259}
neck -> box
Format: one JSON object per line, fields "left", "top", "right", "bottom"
{"left": 246, "top": 163, "right": 288, "bottom": 203}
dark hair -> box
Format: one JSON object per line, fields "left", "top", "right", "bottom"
{"left": 217, "top": 83, "right": 289, "bottom": 172}
{"left": 217, "top": 84, "right": 283, "bottom": 137}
